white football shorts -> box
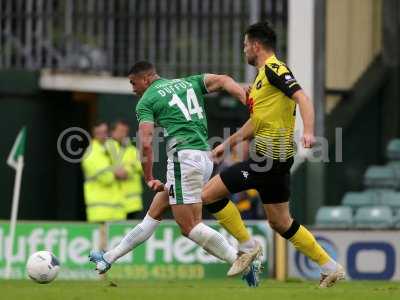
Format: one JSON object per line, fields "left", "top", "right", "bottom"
{"left": 165, "top": 149, "right": 213, "bottom": 205}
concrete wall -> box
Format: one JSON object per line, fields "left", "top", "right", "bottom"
{"left": 326, "top": 0, "right": 382, "bottom": 90}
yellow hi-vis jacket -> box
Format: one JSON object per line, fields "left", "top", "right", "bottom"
{"left": 82, "top": 139, "right": 126, "bottom": 222}
{"left": 106, "top": 139, "right": 143, "bottom": 214}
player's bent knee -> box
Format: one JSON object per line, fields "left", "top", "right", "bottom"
{"left": 179, "top": 227, "right": 191, "bottom": 237}
{"left": 177, "top": 222, "right": 191, "bottom": 237}
{"left": 201, "top": 182, "right": 218, "bottom": 204}
{"left": 176, "top": 220, "right": 198, "bottom": 237}
{"left": 267, "top": 219, "right": 278, "bottom": 232}
{"left": 268, "top": 218, "right": 291, "bottom": 235}
{"left": 201, "top": 189, "right": 211, "bottom": 204}
{"left": 201, "top": 177, "right": 227, "bottom": 204}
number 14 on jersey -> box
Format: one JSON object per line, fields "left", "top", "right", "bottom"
{"left": 168, "top": 88, "right": 204, "bottom": 120}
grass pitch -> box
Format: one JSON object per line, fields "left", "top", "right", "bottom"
{"left": 2, "top": 279, "right": 400, "bottom": 300}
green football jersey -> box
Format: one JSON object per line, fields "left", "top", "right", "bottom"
{"left": 135, "top": 74, "right": 209, "bottom": 151}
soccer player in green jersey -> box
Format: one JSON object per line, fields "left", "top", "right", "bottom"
{"left": 89, "top": 61, "right": 261, "bottom": 285}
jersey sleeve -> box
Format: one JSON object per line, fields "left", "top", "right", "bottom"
{"left": 184, "top": 74, "right": 208, "bottom": 94}
{"left": 135, "top": 97, "right": 155, "bottom": 123}
{"left": 265, "top": 63, "right": 302, "bottom": 98}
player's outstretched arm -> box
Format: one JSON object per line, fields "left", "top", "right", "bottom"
{"left": 138, "top": 122, "right": 164, "bottom": 191}
{"left": 204, "top": 74, "right": 246, "bottom": 104}
{"left": 225, "top": 118, "right": 255, "bottom": 148}
{"left": 292, "top": 90, "right": 315, "bottom": 148}
{"left": 138, "top": 122, "right": 154, "bottom": 181}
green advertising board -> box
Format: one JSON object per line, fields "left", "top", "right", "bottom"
{"left": 0, "top": 222, "right": 99, "bottom": 279}
{"left": 0, "top": 221, "right": 270, "bottom": 280}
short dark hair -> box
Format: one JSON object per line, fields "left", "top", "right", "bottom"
{"left": 93, "top": 120, "right": 107, "bottom": 128}
{"left": 128, "top": 61, "right": 155, "bottom": 75}
{"left": 245, "top": 21, "right": 277, "bottom": 50}
{"left": 110, "top": 119, "right": 129, "bottom": 131}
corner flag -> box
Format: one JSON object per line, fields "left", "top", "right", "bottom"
{"left": 7, "top": 127, "right": 26, "bottom": 169}
{"left": 5, "top": 127, "right": 26, "bottom": 279}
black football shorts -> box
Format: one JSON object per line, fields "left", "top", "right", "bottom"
{"left": 219, "top": 155, "right": 294, "bottom": 204}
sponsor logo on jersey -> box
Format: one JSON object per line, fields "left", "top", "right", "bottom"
{"left": 270, "top": 63, "right": 281, "bottom": 73}
{"left": 256, "top": 80, "right": 262, "bottom": 89}
{"left": 241, "top": 170, "right": 249, "bottom": 179}
{"left": 284, "top": 73, "right": 296, "bottom": 85}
